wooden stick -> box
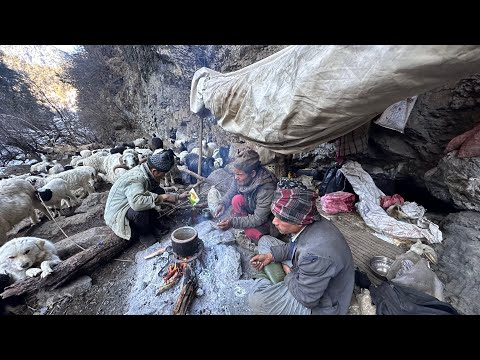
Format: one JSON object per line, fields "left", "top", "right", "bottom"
{"left": 144, "top": 247, "right": 166, "bottom": 260}
{"left": 175, "top": 202, "right": 207, "bottom": 210}
{"left": 177, "top": 165, "right": 208, "bottom": 182}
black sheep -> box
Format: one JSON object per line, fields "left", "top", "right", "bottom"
{"left": 110, "top": 146, "right": 126, "bottom": 154}
{"left": 182, "top": 153, "right": 216, "bottom": 184}
{"left": 151, "top": 137, "right": 163, "bottom": 151}
{"left": 122, "top": 142, "right": 136, "bottom": 149}
{"left": 219, "top": 146, "right": 230, "bottom": 166}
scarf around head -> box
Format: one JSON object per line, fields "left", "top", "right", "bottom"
{"left": 233, "top": 147, "right": 260, "bottom": 172}
{"left": 271, "top": 178, "right": 319, "bottom": 225}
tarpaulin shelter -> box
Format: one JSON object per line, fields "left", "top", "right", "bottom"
{"left": 190, "top": 45, "right": 480, "bottom": 154}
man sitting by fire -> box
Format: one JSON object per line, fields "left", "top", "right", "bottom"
{"left": 104, "top": 150, "right": 189, "bottom": 244}
{"left": 248, "top": 178, "right": 355, "bottom": 315}
{"left": 213, "top": 147, "right": 278, "bottom": 249}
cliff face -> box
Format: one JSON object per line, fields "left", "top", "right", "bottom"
{"left": 115, "top": 45, "right": 287, "bottom": 143}
{"left": 363, "top": 75, "right": 480, "bottom": 179}
{"left": 111, "top": 45, "right": 480, "bottom": 187}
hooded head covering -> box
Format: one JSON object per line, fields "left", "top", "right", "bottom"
{"left": 271, "top": 178, "right": 319, "bottom": 225}
{"left": 147, "top": 149, "right": 174, "bottom": 173}
{"left": 233, "top": 147, "right": 260, "bottom": 172}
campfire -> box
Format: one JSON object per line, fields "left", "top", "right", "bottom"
{"left": 154, "top": 226, "right": 204, "bottom": 315}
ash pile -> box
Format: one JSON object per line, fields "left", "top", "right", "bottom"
{"left": 126, "top": 220, "right": 255, "bottom": 315}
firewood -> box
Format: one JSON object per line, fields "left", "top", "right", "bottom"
{"left": 172, "top": 265, "right": 196, "bottom": 315}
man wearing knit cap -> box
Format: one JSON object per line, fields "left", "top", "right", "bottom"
{"left": 248, "top": 178, "right": 354, "bottom": 315}
{"left": 214, "top": 147, "right": 278, "bottom": 246}
{"left": 105, "top": 149, "right": 189, "bottom": 243}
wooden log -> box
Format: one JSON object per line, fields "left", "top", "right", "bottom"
{"left": 55, "top": 226, "right": 113, "bottom": 259}
{"left": 172, "top": 265, "right": 196, "bottom": 315}
{"left": 1, "top": 230, "right": 131, "bottom": 299}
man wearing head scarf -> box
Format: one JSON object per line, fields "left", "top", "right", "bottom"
{"left": 214, "top": 147, "right": 278, "bottom": 245}
{"left": 248, "top": 178, "right": 354, "bottom": 315}
{"left": 104, "top": 149, "right": 189, "bottom": 243}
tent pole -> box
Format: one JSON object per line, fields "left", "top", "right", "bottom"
{"left": 197, "top": 116, "right": 203, "bottom": 192}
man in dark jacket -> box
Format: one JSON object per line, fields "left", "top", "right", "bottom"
{"left": 248, "top": 178, "right": 354, "bottom": 315}
{"left": 214, "top": 147, "right": 278, "bottom": 242}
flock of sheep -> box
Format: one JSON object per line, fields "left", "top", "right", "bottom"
{"left": 0, "top": 133, "right": 231, "bottom": 247}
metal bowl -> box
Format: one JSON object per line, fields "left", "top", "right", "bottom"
{"left": 369, "top": 256, "right": 394, "bottom": 280}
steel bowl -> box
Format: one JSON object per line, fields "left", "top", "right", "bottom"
{"left": 369, "top": 256, "right": 394, "bottom": 280}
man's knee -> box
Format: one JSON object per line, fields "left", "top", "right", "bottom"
{"left": 231, "top": 194, "right": 246, "bottom": 206}
{"left": 258, "top": 235, "right": 277, "bottom": 246}
{"left": 126, "top": 208, "right": 152, "bottom": 228}
{"left": 244, "top": 228, "right": 263, "bottom": 241}
{"left": 248, "top": 280, "right": 271, "bottom": 314}
{"left": 248, "top": 289, "right": 264, "bottom": 313}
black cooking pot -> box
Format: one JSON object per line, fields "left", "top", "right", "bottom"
{"left": 171, "top": 226, "right": 199, "bottom": 258}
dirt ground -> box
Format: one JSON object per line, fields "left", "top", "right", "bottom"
{"left": 1, "top": 167, "right": 256, "bottom": 316}
{"left": 45, "top": 214, "right": 256, "bottom": 315}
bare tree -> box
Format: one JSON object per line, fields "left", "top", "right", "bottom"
{"left": 67, "top": 46, "right": 138, "bottom": 145}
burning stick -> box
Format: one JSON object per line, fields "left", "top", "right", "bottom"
{"left": 156, "top": 264, "right": 181, "bottom": 296}
{"left": 156, "top": 272, "right": 179, "bottom": 295}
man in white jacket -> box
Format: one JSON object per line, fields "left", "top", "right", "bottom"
{"left": 104, "top": 150, "right": 188, "bottom": 243}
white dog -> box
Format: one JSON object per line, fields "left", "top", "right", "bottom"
{"left": 0, "top": 237, "right": 61, "bottom": 283}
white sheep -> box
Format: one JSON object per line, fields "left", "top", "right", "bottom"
{"left": 136, "top": 147, "right": 153, "bottom": 161}
{"left": 77, "top": 151, "right": 108, "bottom": 173}
{"left": 30, "top": 161, "right": 51, "bottom": 174}
{"left": 51, "top": 166, "right": 97, "bottom": 198}
{"left": 178, "top": 150, "right": 189, "bottom": 164}
{"left": 133, "top": 138, "right": 147, "bottom": 148}
{"left": 100, "top": 152, "right": 140, "bottom": 184}
{"left": 36, "top": 178, "right": 78, "bottom": 217}
{"left": 25, "top": 175, "right": 49, "bottom": 189}
{"left": 70, "top": 155, "right": 83, "bottom": 167}
{"left": 0, "top": 179, "right": 52, "bottom": 245}
{"left": 80, "top": 149, "right": 92, "bottom": 158}
{"left": 48, "top": 162, "right": 64, "bottom": 175}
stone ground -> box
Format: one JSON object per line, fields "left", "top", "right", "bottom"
{"left": 1, "top": 166, "right": 476, "bottom": 315}
{"left": 44, "top": 216, "right": 259, "bottom": 316}
{"left": 1, "top": 173, "right": 260, "bottom": 315}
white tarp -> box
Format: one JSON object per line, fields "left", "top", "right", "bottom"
{"left": 339, "top": 161, "right": 442, "bottom": 244}
{"left": 190, "top": 45, "right": 480, "bottom": 154}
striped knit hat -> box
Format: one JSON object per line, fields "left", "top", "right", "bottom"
{"left": 271, "top": 178, "right": 318, "bottom": 225}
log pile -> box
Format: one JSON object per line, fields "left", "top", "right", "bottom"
{"left": 172, "top": 264, "right": 197, "bottom": 315}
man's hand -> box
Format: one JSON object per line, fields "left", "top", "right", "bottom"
{"left": 250, "top": 253, "right": 274, "bottom": 270}
{"left": 154, "top": 195, "right": 163, "bottom": 205}
{"left": 178, "top": 191, "right": 189, "bottom": 200}
{"left": 282, "top": 264, "right": 291, "bottom": 274}
{"left": 213, "top": 204, "right": 225, "bottom": 219}
{"left": 161, "top": 194, "right": 178, "bottom": 203}
{"left": 217, "top": 218, "right": 232, "bottom": 231}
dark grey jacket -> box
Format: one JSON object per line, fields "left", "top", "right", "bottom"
{"left": 222, "top": 167, "right": 277, "bottom": 229}
{"left": 270, "top": 219, "right": 355, "bottom": 315}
